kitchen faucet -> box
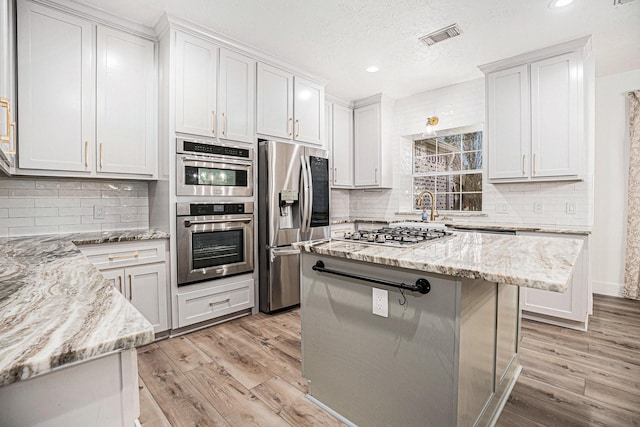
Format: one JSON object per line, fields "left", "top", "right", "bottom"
{"left": 416, "top": 190, "right": 438, "bottom": 222}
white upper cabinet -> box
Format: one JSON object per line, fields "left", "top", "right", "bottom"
{"left": 256, "top": 62, "right": 324, "bottom": 146}
{"left": 331, "top": 103, "right": 353, "bottom": 187}
{"left": 174, "top": 31, "right": 218, "bottom": 137}
{"left": 487, "top": 65, "right": 530, "bottom": 180}
{"left": 353, "top": 94, "right": 393, "bottom": 188}
{"left": 481, "top": 37, "right": 590, "bottom": 183}
{"left": 218, "top": 48, "right": 255, "bottom": 143}
{"left": 530, "top": 52, "right": 579, "bottom": 178}
{"left": 16, "top": 0, "right": 158, "bottom": 178}
{"left": 97, "top": 27, "right": 155, "bottom": 175}
{"left": 293, "top": 77, "right": 323, "bottom": 145}
{"left": 256, "top": 63, "right": 293, "bottom": 139}
{"left": 0, "top": 0, "right": 16, "bottom": 174}
{"left": 17, "top": 1, "right": 94, "bottom": 173}
{"left": 174, "top": 32, "right": 255, "bottom": 144}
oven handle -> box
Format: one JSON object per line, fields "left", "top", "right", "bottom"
{"left": 179, "top": 155, "right": 252, "bottom": 166}
{"left": 184, "top": 218, "right": 253, "bottom": 227}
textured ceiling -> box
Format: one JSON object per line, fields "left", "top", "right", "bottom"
{"left": 74, "top": 0, "right": 640, "bottom": 101}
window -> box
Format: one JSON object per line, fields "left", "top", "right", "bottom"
{"left": 413, "top": 128, "right": 483, "bottom": 211}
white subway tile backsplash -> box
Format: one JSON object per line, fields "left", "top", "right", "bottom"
{"left": 35, "top": 198, "right": 81, "bottom": 208}
{"left": 0, "top": 177, "right": 149, "bottom": 236}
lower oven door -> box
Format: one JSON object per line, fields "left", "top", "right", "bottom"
{"left": 177, "top": 214, "right": 254, "bottom": 285}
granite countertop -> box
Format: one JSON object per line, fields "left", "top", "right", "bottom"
{"left": 296, "top": 232, "right": 583, "bottom": 292}
{"left": 0, "top": 229, "right": 168, "bottom": 387}
{"left": 331, "top": 217, "right": 591, "bottom": 235}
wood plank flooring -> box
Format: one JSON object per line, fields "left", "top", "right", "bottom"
{"left": 138, "top": 295, "right": 640, "bottom": 426}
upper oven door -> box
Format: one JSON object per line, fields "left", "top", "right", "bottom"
{"left": 177, "top": 155, "right": 253, "bottom": 197}
{"left": 177, "top": 214, "right": 254, "bottom": 285}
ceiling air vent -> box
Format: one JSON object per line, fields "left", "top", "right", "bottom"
{"left": 419, "top": 24, "right": 462, "bottom": 46}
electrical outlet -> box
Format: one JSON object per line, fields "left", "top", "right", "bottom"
{"left": 495, "top": 202, "right": 508, "bottom": 214}
{"left": 93, "top": 205, "right": 105, "bottom": 220}
{"left": 566, "top": 202, "right": 576, "bottom": 215}
{"left": 372, "top": 288, "right": 388, "bottom": 318}
{"left": 534, "top": 201, "right": 543, "bottom": 214}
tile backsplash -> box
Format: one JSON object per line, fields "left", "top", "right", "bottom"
{"left": 0, "top": 177, "right": 149, "bottom": 237}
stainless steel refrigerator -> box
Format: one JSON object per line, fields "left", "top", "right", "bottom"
{"left": 258, "top": 140, "right": 330, "bottom": 313}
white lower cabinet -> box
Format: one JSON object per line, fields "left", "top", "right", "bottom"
{"left": 518, "top": 231, "right": 591, "bottom": 330}
{"left": 176, "top": 278, "right": 254, "bottom": 328}
{"left": 81, "top": 240, "right": 170, "bottom": 334}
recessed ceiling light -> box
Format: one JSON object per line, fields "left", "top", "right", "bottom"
{"left": 548, "top": 0, "right": 574, "bottom": 8}
{"left": 366, "top": 66, "right": 379, "bottom": 73}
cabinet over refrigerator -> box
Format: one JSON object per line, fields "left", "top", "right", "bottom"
{"left": 258, "top": 140, "right": 330, "bottom": 313}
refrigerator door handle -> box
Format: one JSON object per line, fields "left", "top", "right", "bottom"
{"left": 300, "top": 155, "right": 311, "bottom": 234}
{"left": 270, "top": 247, "right": 301, "bottom": 262}
{"left": 305, "top": 156, "right": 314, "bottom": 234}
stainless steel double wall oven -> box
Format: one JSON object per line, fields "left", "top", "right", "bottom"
{"left": 176, "top": 138, "right": 255, "bottom": 286}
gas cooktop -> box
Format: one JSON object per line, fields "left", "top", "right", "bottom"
{"left": 334, "top": 226, "right": 454, "bottom": 247}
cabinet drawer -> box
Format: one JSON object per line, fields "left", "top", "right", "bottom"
{"left": 177, "top": 279, "right": 254, "bottom": 328}
{"left": 80, "top": 240, "right": 167, "bottom": 269}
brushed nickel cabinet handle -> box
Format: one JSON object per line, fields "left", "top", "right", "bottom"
{"left": 128, "top": 274, "right": 133, "bottom": 300}
{"left": 288, "top": 118, "right": 293, "bottom": 136}
{"left": 522, "top": 154, "right": 526, "bottom": 176}
{"left": 295, "top": 119, "right": 300, "bottom": 138}
{"left": 99, "top": 143, "right": 103, "bottom": 169}
{"left": 334, "top": 167, "right": 337, "bottom": 184}
{"left": 209, "top": 298, "right": 231, "bottom": 306}
{"left": 533, "top": 153, "right": 537, "bottom": 176}
{"left": 85, "top": 141, "right": 89, "bottom": 168}
{"left": 117, "top": 276, "right": 123, "bottom": 293}
{"left": 212, "top": 111, "right": 216, "bottom": 135}
{"left": 108, "top": 252, "right": 139, "bottom": 260}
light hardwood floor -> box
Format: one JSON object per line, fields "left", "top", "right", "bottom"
{"left": 138, "top": 295, "right": 640, "bottom": 426}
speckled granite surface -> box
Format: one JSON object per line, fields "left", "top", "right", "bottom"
{"left": 296, "top": 232, "right": 583, "bottom": 292}
{"left": 0, "top": 229, "right": 167, "bottom": 387}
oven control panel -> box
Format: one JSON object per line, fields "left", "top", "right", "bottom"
{"left": 176, "top": 202, "right": 254, "bottom": 216}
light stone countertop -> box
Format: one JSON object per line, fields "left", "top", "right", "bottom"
{"left": 0, "top": 229, "right": 168, "bottom": 387}
{"left": 296, "top": 232, "right": 583, "bottom": 292}
{"left": 331, "top": 217, "right": 591, "bottom": 235}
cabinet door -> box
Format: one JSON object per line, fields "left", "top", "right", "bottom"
{"left": 102, "top": 268, "right": 125, "bottom": 295}
{"left": 530, "top": 52, "right": 579, "bottom": 178}
{"left": 332, "top": 104, "right": 353, "bottom": 187}
{"left": 127, "top": 263, "right": 168, "bottom": 333}
{"left": 354, "top": 103, "right": 380, "bottom": 186}
{"left": 256, "top": 63, "right": 293, "bottom": 139}
{"left": 0, "top": 0, "right": 15, "bottom": 173}
{"left": 97, "top": 27, "right": 155, "bottom": 175}
{"left": 293, "top": 76, "right": 323, "bottom": 145}
{"left": 520, "top": 233, "right": 588, "bottom": 324}
{"left": 17, "top": 1, "right": 94, "bottom": 172}
{"left": 175, "top": 31, "right": 218, "bottom": 137}
{"left": 218, "top": 48, "right": 255, "bottom": 143}
{"left": 487, "top": 65, "right": 530, "bottom": 180}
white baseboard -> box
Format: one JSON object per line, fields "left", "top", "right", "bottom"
{"left": 593, "top": 280, "right": 624, "bottom": 297}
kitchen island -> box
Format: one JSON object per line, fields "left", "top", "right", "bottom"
{"left": 296, "top": 232, "right": 583, "bottom": 427}
{"left": 0, "top": 230, "right": 166, "bottom": 426}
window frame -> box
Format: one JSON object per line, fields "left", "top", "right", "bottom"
{"left": 412, "top": 124, "right": 484, "bottom": 213}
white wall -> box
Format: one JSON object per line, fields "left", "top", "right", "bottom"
{"left": 592, "top": 69, "right": 640, "bottom": 296}
{"left": 0, "top": 177, "right": 149, "bottom": 237}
